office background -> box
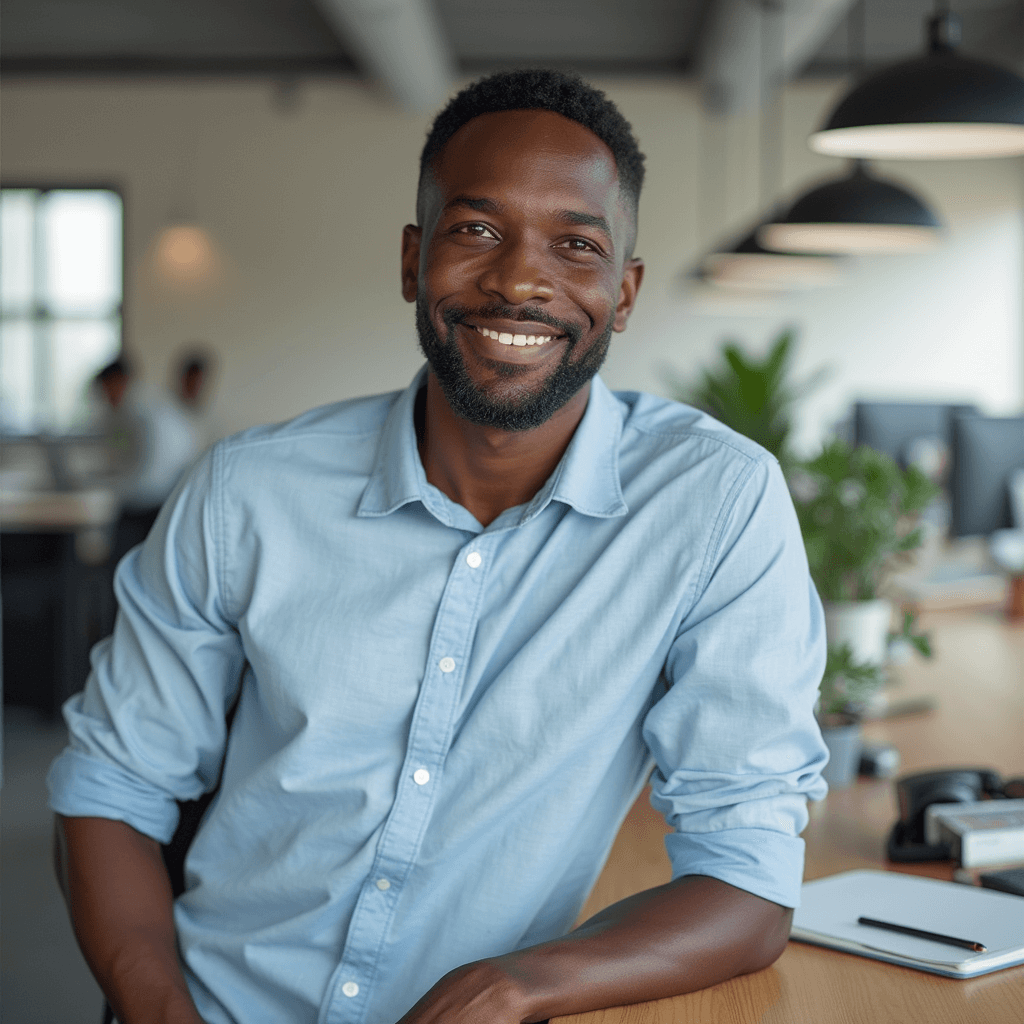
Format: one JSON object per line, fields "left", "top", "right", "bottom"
{"left": 3, "top": 75, "right": 1021, "bottom": 451}
{"left": 4, "top": 1, "right": 1024, "bottom": 1022}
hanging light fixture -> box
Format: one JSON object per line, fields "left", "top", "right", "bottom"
{"left": 150, "top": 222, "right": 223, "bottom": 287}
{"left": 700, "top": 2, "right": 843, "bottom": 292}
{"left": 810, "top": 9, "right": 1024, "bottom": 160}
{"left": 144, "top": 87, "right": 227, "bottom": 295}
{"left": 758, "top": 160, "right": 942, "bottom": 254}
{"left": 703, "top": 224, "right": 843, "bottom": 288}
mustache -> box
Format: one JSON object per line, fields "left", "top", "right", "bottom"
{"left": 444, "top": 303, "right": 583, "bottom": 346}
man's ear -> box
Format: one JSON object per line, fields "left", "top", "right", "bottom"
{"left": 613, "top": 258, "right": 644, "bottom": 332}
{"left": 401, "top": 225, "right": 422, "bottom": 304}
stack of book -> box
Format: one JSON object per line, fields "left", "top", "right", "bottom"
{"left": 925, "top": 799, "right": 1024, "bottom": 867}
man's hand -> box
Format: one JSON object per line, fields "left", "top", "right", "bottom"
{"left": 396, "top": 960, "right": 532, "bottom": 1024}
{"left": 397, "top": 875, "right": 791, "bottom": 1024}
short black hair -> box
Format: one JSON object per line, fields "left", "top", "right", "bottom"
{"left": 177, "top": 347, "right": 211, "bottom": 378}
{"left": 418, "top": 69, "right": 645, "bottom": 224}
{"left": 96, "top": 357, "right": 131, "bottom": 383}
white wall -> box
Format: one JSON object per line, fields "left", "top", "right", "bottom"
{"left": 3, "top": 75, "right": 1022, "bottom": 449}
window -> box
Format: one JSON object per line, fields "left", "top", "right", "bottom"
{"left": 0, "top": 187, "right": 123, "bottom": 434}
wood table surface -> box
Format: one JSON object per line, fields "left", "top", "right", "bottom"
{"left": 554, "top": 609, "right": 1024, "bottom": 1024}
{"left": 0, "top": 485, "right": 118, "bottom": 530}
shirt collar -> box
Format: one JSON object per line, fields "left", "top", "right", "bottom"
{"left": 357, "top": 366, "right": 628, "bottom": 526}
{"left": 524, "top": 373, "right": 628, "bottom": 522}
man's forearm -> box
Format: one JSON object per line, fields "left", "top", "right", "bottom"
{"left": 55, "top": 815, "right": 204, "bottom": 1024}
{"left": 399, "top": 875, "right": 791, "bottom": 1024}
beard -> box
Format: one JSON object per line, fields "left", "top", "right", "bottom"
{"left": 415, "top": 297, "right": 612, "bottom": 432}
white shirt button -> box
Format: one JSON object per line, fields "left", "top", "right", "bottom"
{"left": 439, "top": 656, "right": 456, "bottom": 673}
{"left": 413, "top": 768, "right": 430, "bottom": 785}
{"left": 342, "top": 981, "right": 359, "bottom": 998}
{"left": 466, "top": 551, "right": 482, "bottom": 569}
{"left": 375, "top": 878, "right": 391, "bottom": 891}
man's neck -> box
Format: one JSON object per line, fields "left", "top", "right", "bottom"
{"left": 417, "top": 372, "right": 590, "bottom": 527}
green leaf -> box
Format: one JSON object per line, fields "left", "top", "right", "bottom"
{"left": 792, "top": 439, "right": 939, "bottom": 601}
{"left": 819, "top": 642, "right": 886, "bottom": 717}
{"left": 667, "top": 329, "right": 826, "bottom": 472}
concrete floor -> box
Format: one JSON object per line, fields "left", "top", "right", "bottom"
{"left": 2, "top": 705, "right": 105, "bottom": 1024}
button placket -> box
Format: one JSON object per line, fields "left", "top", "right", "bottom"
{"left": 323, "top": 536, "right": 492, "bottom": 1024}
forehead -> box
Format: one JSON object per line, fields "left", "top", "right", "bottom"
{"left": 428, "top": 109, "right": 623, "bottom": 219}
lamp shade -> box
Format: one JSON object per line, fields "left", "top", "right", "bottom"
{"left": 810, "top": 14, "right": 1024, "bottom": 160}
{"left": 703, "top": 228, "right": 843, "bottom": 289}
{"left": 759, "top": 163, "right": 941, "bottom": 254}
{"left": 149, "top": 223, "right": 224, "bottom": 289}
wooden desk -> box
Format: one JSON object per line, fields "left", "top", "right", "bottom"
{"left": 0, "top": 485, "right": 118, "bottom": 531}
{"left": 556, "top": 610, "right": 1024, "bottom": 1024}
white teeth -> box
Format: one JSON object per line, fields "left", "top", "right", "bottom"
{"left": 475, "top": 326, "right": 555, "bottom": 347}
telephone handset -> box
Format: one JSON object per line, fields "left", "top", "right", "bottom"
{"left": 886, "top": 768, "right": 1020, "bottom": 863}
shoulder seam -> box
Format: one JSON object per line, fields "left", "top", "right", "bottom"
{"left": 212, "top": 441, "right": 231, "bottom": 620}
{"left": 219, "top": 426, "right": 384, "bottom": 455}
{"left": 625, "top": 421, "right": 772, "bottom": 464}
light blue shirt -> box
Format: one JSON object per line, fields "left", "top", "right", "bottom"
{"left": 49, "top": 368, "right": 828, "bottom": 1024}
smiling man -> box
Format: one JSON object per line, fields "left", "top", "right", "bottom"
{"left": 49, "top": 71, "right": 828, "bottom": 1024}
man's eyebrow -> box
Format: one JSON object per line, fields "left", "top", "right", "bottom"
{"left": 556, "top": 210, "right": 612, "bottom": 235}
{"left": 444, "top": 196, "right": 612, "bottom": 236}
{"left": 445, "top": 195, "right": 503, "bottom": 214}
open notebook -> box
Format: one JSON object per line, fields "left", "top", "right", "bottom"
{"left": 791, "top": 870, "right": 1024, "bottom": 978}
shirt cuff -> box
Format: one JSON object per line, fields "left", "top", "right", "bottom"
{"left": 47, "top": 748, "right": 181, "bottom": 844}
{"left": 664, "top": 827, "right": 806, "bottom": 908}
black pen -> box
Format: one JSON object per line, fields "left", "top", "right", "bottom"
{"left": 857, "top": 916, "right": 987, "bottom": 953}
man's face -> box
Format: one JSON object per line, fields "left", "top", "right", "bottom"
{"left": 402, "top": 109, "right": 643, "bottom": 431}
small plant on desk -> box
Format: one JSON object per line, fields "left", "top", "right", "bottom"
{"left": 818, "top": 642, "right": 887, "bottom": 728}
{"left": 817, "top": 643, "right": 888, "bottom": 789}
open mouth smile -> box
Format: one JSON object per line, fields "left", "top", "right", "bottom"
{"left": 473, "top": 325, "right": 563, "bottom": 348}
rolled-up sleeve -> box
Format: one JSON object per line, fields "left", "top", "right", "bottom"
{"left": 643, "top": 456, "right": 828, "bottom": 909}
{"left": 47, "top": 443, "right": 244, "bottom": 843}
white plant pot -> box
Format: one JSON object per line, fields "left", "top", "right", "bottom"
{"left": 820, "top": 720, "right": 863, "bottom": 790}
{"left": 823, "top": 599, "right": 893, "bottom": 666}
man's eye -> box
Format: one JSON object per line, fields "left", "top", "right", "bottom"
{"left": 455, "top": 224, "right": 498, "bottom": 239}
{"left": 557, "top": 238, "right": 598, "bottom": 252}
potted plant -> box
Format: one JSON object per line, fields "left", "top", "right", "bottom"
{"left": 669, "top": 329, "right": 826, "bottom": 474}
{"left": 817, "top": 642, "right": 886, "bottom": 787}
{"left": 792, "top": 441, "right": 937, "bottom": 787}
{"left": 791, "top": 440, "right": 938, "bottom": 665}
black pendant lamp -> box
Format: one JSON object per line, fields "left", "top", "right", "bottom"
{"left": 810, "top": 11, "right": 1024, "bottom": 160}
{"left": 703, "top": 223, "right": 842, "bottom": 290}
{"left": 759, "top": 161, "right": 942, "bottom": 254}
{"left": 700, "top": 4, "right": 842, "bottom": 292}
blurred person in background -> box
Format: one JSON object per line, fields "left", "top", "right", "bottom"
{"left": 94, "top": 357, "right": 200, "bottom": 562}
{"left": 173, "top": 344, "right": 224, "bottom": 451}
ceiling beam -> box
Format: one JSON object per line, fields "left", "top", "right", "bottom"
{"left": 698, "top": 0, "right": 857, "bottom": 114}
{"left": 311, "top": 0, "right": 455, "bottom": 112}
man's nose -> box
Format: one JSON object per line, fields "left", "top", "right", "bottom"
{"left": 477, "top": 238, "right": 555, "bottom": 305}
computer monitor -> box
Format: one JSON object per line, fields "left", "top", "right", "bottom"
{"left": 853, "top": 402, "right": 979, "bottom": 468}
{"left": 949, "top": 414, "right": 1024, "bottom": 538}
